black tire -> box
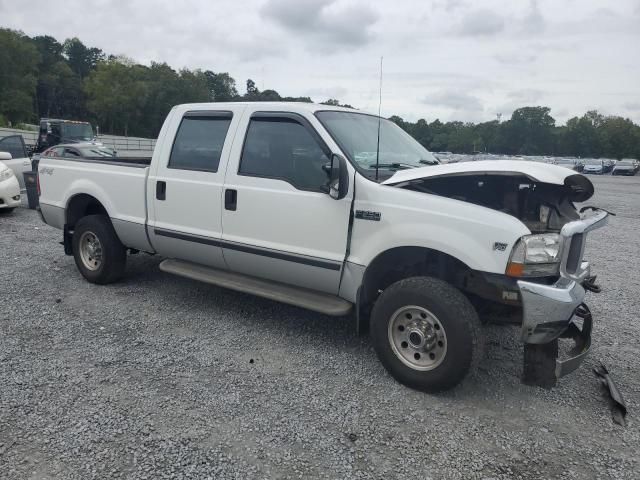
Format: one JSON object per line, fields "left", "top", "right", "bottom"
{"left": 72, "top": 214, "right": 126, "bottom": 284}
{"left": 370, "top": 276, "right": 483, "bottom": 392}
{"left": 0, "top": 208, "right": 15, "bottom": 214}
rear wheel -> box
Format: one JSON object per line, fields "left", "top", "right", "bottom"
{"left": 370, "top": 276, "right": 483, "bottom": 392}
{"left": 72, "top": 215, "right": 126, "bottom": 284}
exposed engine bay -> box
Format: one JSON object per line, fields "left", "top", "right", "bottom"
{"left": 397, "top": 172, "right": 594, "bottom": 233}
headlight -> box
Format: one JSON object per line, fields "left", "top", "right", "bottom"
{"left": 506, "top": 233, "right": 562, "bottom": 277}
{"left": 0, "top": 167, "right": 15, "bottom": 181}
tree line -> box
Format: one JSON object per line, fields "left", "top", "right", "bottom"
{"left": 1, "top": 28, "right": 639, "bottom": 159}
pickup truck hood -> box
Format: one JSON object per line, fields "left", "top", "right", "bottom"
{"left": 381, "top": 160, "right": 595, "bottom": 233}
{"left": 383, "top": 160, "right": 580, "bottom": 187}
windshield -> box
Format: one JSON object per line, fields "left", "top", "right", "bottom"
{"left": 78, "top": 146, "right": 116, "bottom": 158}
{"left": 316, "top": 111, "right": 439, "bottom": 180}
{"left": 61, "top": 123, "right": 94, "bottom": 140}
{"left": 618, "top": 160, "right": 634, "bottom": 166}
{"left": 584, "top": 159, "right": 602, "bottom": 165}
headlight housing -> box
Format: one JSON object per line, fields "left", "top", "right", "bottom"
{"left": 506, "top": 233, "right": 562, "bottom": 277}
{"left": 0, "top": 167, "right": 15, "bottom": 181}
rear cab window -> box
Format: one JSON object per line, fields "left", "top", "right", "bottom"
{"left": 168, "top": 111, "right": 233, "bottom": 172}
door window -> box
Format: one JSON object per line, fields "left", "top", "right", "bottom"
{"left": 63, "top": 148, "right": 80, "bottom": 157}
{"left": 0, "top": 135, "right": 27, "bottom": 159}
{"left": 168, "top": 113, "right": 232, "bottom": 172}
{"left": 239, "top": 117, "right": 331, "bottom": 191}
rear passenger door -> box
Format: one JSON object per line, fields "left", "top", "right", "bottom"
{"left": 148, "top": 108, "right": 243, "bottom": 269}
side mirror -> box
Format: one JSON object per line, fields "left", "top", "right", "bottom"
{"left": 327, "top": 153, "right": 349, "bottom": 200}
{"left": 0, "top": 152, "right": 12, "bottom": 161}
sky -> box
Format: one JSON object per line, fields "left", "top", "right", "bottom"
{"left": 1, "top": 0, "right": 639, "bottom": 125}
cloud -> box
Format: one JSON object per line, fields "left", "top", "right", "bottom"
{"left": 260, "top": 0, "right": 379, "bottom": 50}
{"left": 305, "top": 86, "right": 348, "bottom": 101}
{"left": 456, "top": 9, "right": 505, "bottom": 36}
{"left": 508, "top": 89, "right": 544, "bottom": 103}
{"left": 521, "top": 0, "right": 545, "bottom": 33}
{"left": 435, "top": 0, "right": 466, "bottom": 12}
{"left": 494, "top": 52, "right": 537, "bottom": 65}
{"left": 423, "top": 90, "right": 484, "bottom": 112}
{"left": 623, "top": 102, "right": 640, "bottom": 111}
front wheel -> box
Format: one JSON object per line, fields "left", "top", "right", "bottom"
{"left": 370, "top": 276, "right": 483, "bottom": 392}
{"left": 72, "top": 215, "right": 126, "bottom": 284}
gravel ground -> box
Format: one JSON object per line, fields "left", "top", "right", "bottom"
{"left": 1, "top": 175, "right": 639, "bottom": 479}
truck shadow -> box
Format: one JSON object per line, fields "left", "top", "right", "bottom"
{"left": 118, "top": 253, "right": 539, "bottom": 398}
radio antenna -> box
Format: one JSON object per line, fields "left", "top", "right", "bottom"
{"left": 375, "top": 56, "right": 383, "bottom": 182}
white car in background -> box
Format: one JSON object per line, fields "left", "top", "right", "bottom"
{"left": 0, "top": 135, "right": 32, "bottom": 190}
{"left": 0, "top": 157, "right": 21, "bottom": 213}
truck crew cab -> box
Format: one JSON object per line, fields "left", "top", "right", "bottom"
{"left": 37, "top": 102, "right": 608, "bottom": 392}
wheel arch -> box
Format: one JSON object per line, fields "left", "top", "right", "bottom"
{"left": 356, "top": 246, "right": 474, "bottom": 332}
{"left": 66, "top": 193, "right": 110, "bottom": 228}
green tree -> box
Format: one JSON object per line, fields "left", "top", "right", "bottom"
{"left": 245, "top": 79, "right": 259, "bottom": 97}
{"left": 63, "top": 37, "right": 104, "bottom": 78}
{"left": 204, "top": 71, "right": 238, "bottom": 101}
{"left": 507, "top": 106, "right": 556, "bottom": 154}
{"left": 0, "top": 29, "right": 39, "bottom": 123}
{"left": 85, "top": 59, "right": 148, "bottom": 135}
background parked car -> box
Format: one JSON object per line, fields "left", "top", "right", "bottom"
{"left": 554, "top": 158, "right": 583, "bottom": 172}
{"left": 41, "top": 143, "right": 117, "bottom": 160}
{"left": 582, "top": 158, "right": 604, "bottom": 174}
{"left": 612, "top": 159, "right": 638, "bottom": 176}
{"left": 0, "top": 158, "right": 21, "bottom": 213}
{"left": 0, "top": 135, "right": 32, "bottom": 190}
{"left": 602, "top": 158, "right": 615, "bottom": 173}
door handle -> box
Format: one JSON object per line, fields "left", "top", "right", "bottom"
{"left": 225, "top": 189, "right": 237, "bottom": 211}
{"left": 156, "top": 181, "right": 166, "bottom": 200}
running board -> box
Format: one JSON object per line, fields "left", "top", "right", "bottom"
{"left": 159, "top": 259, "right": 353, "bottom": 316}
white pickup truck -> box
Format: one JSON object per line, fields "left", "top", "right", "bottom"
{"left": 37, "top": 102, "right": 608, "bottom": 392}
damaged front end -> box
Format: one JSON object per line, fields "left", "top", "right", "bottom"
{"left": 384, "top": 162, "right": 608, "bottom": 388}
{"left": 388, "top": 169, "right": 594, "bottom": 235}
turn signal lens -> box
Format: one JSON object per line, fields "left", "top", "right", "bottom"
{"left": 506, "top": 262, "right": 525, "bottom": 277}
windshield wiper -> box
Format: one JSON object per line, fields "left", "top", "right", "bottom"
{"left": 369, "top": 162, "right": 416, "bottom": 170}
{"left": 419, "top": 159, "right": 438, "bottom": 166}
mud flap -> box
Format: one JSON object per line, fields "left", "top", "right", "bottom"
{"left": 62, "top": 224, "right": 73, "bottom": 255}
{"left": 522, "top": 339, "right": 559, "bottom": 389}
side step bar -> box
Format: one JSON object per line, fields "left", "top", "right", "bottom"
{"left": 159, "top": 259, "right": 353, "bottom": 316}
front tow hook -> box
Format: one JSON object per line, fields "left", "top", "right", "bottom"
{"left": 582, "top": 274, "right": 601, "bottom": 293}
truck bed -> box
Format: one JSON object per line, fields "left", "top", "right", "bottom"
{"left": 38, "top": 156, "right": 150, "bottom": 232}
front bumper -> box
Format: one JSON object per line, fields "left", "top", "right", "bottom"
{"left": 518, "top": 276, "right": 586, "bottom": 344}
{"left": 516, "top": 209, "right": 608, "bottom": 377}
{"left": 0, "top": 176, "right": 22, "bottom": 208}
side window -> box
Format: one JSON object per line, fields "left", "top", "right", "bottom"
{"left": 239, "top": 117, "right": 331, "bottom": 191}
{"left": 0, "top": 135, "right": 26, "bottom": 158}
{"left": 168, "top": 113, "right": 232, "bottom": 172}
{"left": 51, "top": 124, "right": 61, "bottom": 140}
{"left": 63, "top": 148, "right": 80, "bottom": 157}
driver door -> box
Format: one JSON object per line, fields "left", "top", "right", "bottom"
{"left": 221, "top": 111, "right": 353, "bottom": 294}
